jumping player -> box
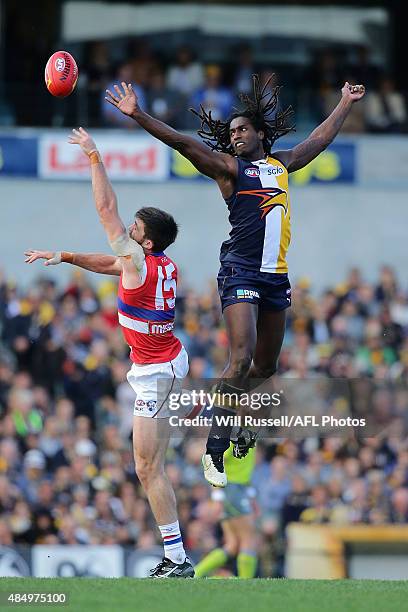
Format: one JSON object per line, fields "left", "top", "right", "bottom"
{"left": 25, "top": 127, "right": 195, "bottom": 578}
{"left": 195, "top": 443, "right": 258, "bottom": 579}
{"left": 106, "top": 76, "right": 365, "bottom": 486}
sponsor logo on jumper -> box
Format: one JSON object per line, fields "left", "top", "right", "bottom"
{"left": 244, "top": 167, "right": 260, "bottom": 178}
{"left": 149, "top": 321, "right": 174, "bottom": 334}
{"left": 236, "top": 289, "right": 260, "bottom": 299}
{"left": 267, "top": 165, "right": 284, "bottom": 176}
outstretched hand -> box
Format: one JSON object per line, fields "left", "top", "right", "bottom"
{"left": 68, "top": 127, "right": 97, "bottom": 155}
{"left": 105, "top": 82, "right": 139, "bottom": 117}
{"left": 341, "top": 82, "right": 365, "bottom": 102}
{"left": 24, "top": 250, "right": 61, "bottom": 266}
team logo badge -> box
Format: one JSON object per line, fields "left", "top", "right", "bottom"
{"left": 244, "top": 167, "right": 260, "bottom": 178}
{"left": 237, "top": 188, "right": 288, "bottom": 219}
{"left": 55, "top": 58, "right": 66, "bottom": 72}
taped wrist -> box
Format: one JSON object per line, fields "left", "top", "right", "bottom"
{"left": 88, "top": 149, "right": 102, "bottom": 165}
{"left": 60, "top": 251, "right": 74, "bottom": 264}
{"left": 109, "top": 233, "right": 145, "bottom": 271}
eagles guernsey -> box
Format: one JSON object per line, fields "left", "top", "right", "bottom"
{"left": 117, "top": 252, "right": 181, "bottom": 365}
{"left": 220, "top": 156, "right": 291, "bottom": 274}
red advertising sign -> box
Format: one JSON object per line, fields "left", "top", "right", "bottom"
{"left": 39, "top": 134, "right": 169, "bottom": 181}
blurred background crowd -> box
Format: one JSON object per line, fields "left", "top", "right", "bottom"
{"left": 0, "top": 264, "right": 407, "bottom": 576}
{"left": 4, "top": 40, "right": 408, "bottom": 134}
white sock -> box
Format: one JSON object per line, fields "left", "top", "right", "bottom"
{"left": 159, "top": 520, "right": 186, "bottom": 564}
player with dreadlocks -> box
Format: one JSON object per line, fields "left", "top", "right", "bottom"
{"left": 106, "top": 74, "right": 365, "bottom": 487}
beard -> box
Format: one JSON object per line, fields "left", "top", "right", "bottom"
{"left": 129, "top": 229, "right": 145, "bottom": 246}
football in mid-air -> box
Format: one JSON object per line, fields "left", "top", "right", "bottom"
{"left": 45, "top": 51, "right": 78, "bottom": 98}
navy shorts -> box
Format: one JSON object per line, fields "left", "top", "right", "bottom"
{"left": 217, "top": 265, "right": 291, "bottom": 312}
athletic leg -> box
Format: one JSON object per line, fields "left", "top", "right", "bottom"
{"left": 234, "top": 515, "right": 258, "bottom": 579}
{"left": 194, "top": 520, "right": 238, "bottom": 578}
{"left": 231, "top": 309, "right": 287, "bottom": 458}
{"left": 133, "top": 416, "right": 176, "bottom": 525}
{"left": 249, "top": 309, "right": 287, "bottom": 380}
{"left": 133, "top": 416, "right": 193, "bottom": 577}
{"left": 203, "top": 302, "right": 257, "bottom": 486}
{"left": 206, "top": 301, "right": 258, "bottom": 453}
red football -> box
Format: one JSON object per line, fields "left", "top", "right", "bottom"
{"left": 45, "top": 51, "right": 78, "bottom": 98}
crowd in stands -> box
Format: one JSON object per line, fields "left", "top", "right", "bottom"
{"left": 0, "top": 264, "right": 407, "bottom": 575}
{"left": 90, "top": 42, "right": 407, "bottom": 134}
{"left": 2, "top": 40, "right": 407, "bottom": 134}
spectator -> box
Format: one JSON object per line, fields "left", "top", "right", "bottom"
{"left": 321, "top": 75, "right": 365, "bottom": 133}
{"left": 365, "top": 75, "right": 407, "bottom": 133}
{"left": 146, "top": 68, "right": 184, "bottom": 128}
{"left": 233, "top": 44, "right": 256, "bottom": 95}
{"left": 167, "top": 46, "right": 204, "bottom": 97}
{"left": 352, "top": 46, "right": 379, "bottom": 90}
{"left": 190, "top": 65, "right": 233, "bottom": 122}
{"left": 390, "top": 488, "right": 408, "bottom": 523}
{"left": 15, "top": 449, "right": 46, "bottom": 505}
{"left": 82, "top": 41, "right": 111, "bottom": 126}
{"left": 102, "top": 62, "right": 146, "bottom": 129}
{"left": 0, "top": 265, "right": 407, "bottom": 573}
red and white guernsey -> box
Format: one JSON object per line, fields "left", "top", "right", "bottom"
{"left": 117, "top": 252, "right": 181, "bottom": 365}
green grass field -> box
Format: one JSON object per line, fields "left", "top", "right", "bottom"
{"left": 1, "top": 578, "right": 407, "bottom": 612}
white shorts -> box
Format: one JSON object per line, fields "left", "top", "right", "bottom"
{"left": 127, "top": 346, "right": 189, "bottom": 418}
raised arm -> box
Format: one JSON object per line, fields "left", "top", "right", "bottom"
{"left": 24, "top": 249, "right": 121, "bottom": 276}
{"left": 274, "top": 82, "right": 365, "bottom": 173}
{"left": 105, "top": 82, "right": 236, "bottom": 182}
{"left": 68, "top": 128, "right": 126, "bottom": 243}
{"left": 68, "top": 128, "right": 145, "bottom": 290}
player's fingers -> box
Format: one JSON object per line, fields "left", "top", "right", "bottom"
{"left": 122, "top": 81, "right": 129, "bottom": 95}
{"left": 128, "top": 84, "right": 133, "bottom": 92}
{"left": 105, "top": 91, "right": 119, "bottom": 105}
{"left": 105, "top": 97, "right": 119, "bottom": 108}
{"left": 114, "top": 84, "right": 124, "bottom": 98}
{"left": 79, "top": 127, "right": 88, "bottom": 135}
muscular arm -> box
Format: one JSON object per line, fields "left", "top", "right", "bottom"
{"left": 132, "top": 109, "right": 234, "bottom": 180}
{"left": 24, "top": 250, "right": 121, "bottom": 276}
{"left": 68, "top": 128, "right": 125, "bottom": 242}
{"left": 274, "top": 83, "right": 365, "bottom": 173}
{"left": 105, "top": 82, "right": 236, "bottom": 182}
{"left": 69, "top": 252, "right": 121, "bottom": 275}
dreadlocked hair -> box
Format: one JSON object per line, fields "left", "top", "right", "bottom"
{"left": 190, "top": 73, "right": 295, "bottom": 155}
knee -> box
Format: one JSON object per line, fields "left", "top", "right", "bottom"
{"left": 134, "top": 454, "right": 160, "bottom": 487}
{"left": 224, "top": 538, "right": 239, "bottom": 558}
